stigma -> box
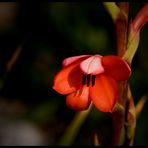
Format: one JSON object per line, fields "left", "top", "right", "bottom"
{"left": 82, "top": 74, "right": 96, "bottom": 87}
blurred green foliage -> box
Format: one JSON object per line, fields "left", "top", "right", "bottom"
{"left": 0, "top": 2, "right": 147, "bottom": 146}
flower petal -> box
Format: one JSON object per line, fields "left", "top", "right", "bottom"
{"left": 80, "top": 55, "right": 104, "bottom": 75}
{"left": 90, "top": 74, "right": 118, "bottom": 112}
{"left": 53, "top": 61, "right": 82, "bottom": 95}
{"left": 102, "top": 55, "right": 131, "bottom": 81}
{"left": 62, "top": 55, "right": 91, "bottom": 67}
{"left": 66, "top": 86, "right": 91, "bottom": 110}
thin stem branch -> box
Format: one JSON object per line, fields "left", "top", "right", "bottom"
{"left": 57, "top": 103, "right": 92, "bottom": 146}
{"left": 103, "top": 2, "right": 120, "bottom": 22}
{"left": 116, "top": 2, "right": 129, "bottom": 57}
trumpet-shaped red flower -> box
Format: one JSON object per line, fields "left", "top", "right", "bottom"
{"left": 53, "top": 55, "right": 131, "bottom": 112}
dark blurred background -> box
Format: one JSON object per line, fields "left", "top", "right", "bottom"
{"left": 0, "top": 2, "right": 147, "bottom": 146}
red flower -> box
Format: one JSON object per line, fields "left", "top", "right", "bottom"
{"left": 52, "top": 55, "right": 131, "bottom": 112}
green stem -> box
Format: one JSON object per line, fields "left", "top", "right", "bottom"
{"left": 103, "top": 2, "right": 120, "bottom": 22}
{"left": 122, "top": 32, "right": 140, "bottom": 64}
{"left": 57, "top": 103, "right": 92, "bottom": 146}
{"left": 112, "top": 3, "right": 129, "bottom": 146}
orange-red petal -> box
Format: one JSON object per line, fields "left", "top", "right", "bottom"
{"left": 80, "top": 55, "right": 104, "bottom": 75}
{"left": 53, "top": 61, "right": 82, "bottom": 95}
{"left": 62, "top": 55, "right": 91, "bottom": 67}
{"left": 90, "top": 74, "right": 118, "bottom": 112}
{"left": 66, "top": 86, "right": 91, "bottom": 111}
{"left": 102, "top": 55, "right": 131, "bottom": 81}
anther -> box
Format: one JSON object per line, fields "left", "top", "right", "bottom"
{"left": 86, "top": 75, "right": 91, "bottom": 86}
{"left": 91, "top": 75, "right": 96, "bottom": 86}
{"left": 82, "top": 74, "right": 86, "bottom": 85}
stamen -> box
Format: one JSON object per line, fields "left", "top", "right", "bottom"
{"left": 86, "top": 75, "right": 91, "bottom": 86}
{"left": 82, "top": 74, "right": 96, "bottom": 87}
{"left": 92, "top": 75, "right": 96, "bottom": 86}
{"left": 82, "top": 74, "right": 86, "bottom": 85}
